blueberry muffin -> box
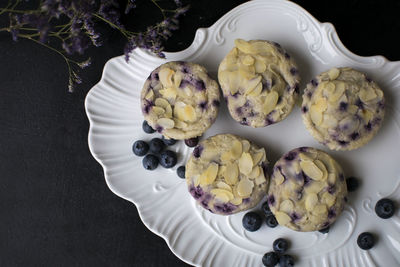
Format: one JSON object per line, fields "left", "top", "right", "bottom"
{"left": 218, "top": 39, "right": 300, "bottom": 127}
{"left": 302, "top": 67, "right": 385, "bottom": 150}
{"left": 141, "top": 61, "right": 220, "bottom": 140}
{"left": 267, "top": 147, "right": 347, "bottom": 232}
{"left": 186, "top": 134, "right": 269, "bottom": 215}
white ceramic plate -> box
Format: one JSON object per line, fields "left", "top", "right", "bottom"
{"left": 85, "top": 0, "right": 400, "bottom": 266}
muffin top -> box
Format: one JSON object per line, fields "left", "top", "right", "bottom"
{"left": 218, "top": 39, "right": 300, "bottom": 127}
{"left": 302, "top": 67, "right": 385, "bottom": 151}
{"left": 141, "top": 61, "right": 220, "bottom": 140}
{"left": 267, "top": 147, "right": 347, "bottom": 232}
{"left": 186, "top": 134, "right": 269, "bottom": 215}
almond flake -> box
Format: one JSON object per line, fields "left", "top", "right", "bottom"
{"left": 305, "top": 193, "right": 318, "bottom": 211}
{"left": 159, "top": 87, "right": 177, "bottom": 101}
{"left": 230, "top": 197, "right": 243, "bottom": 205}
{"left": 241, "top": 140, "right": 251, "bottom": 152}
{"left": 310, "top": 105, "right": 323, "bottom": 126}
{"left": 248, "top": 82, "right": 263, "bottom": 96}
{"left": 210, "top": 188, "right": 234, "bottom": 202}
{"left": 262, "top": 91, "right": 279, "bottom": 114}
{"left": 300, "top": 160, "right": 323, "bottom": 180}
{"left": 248, "top": 166, "right": 261, "bottom": 179}
{"left": 313, "top": 204, "right": 328, "bottom": 215}
{"left": 328, "top": 68, "right": 340, "bottom": 80}
{"left": 313, "top": 160, "right": 328, "bottom": 180}
{"left": 174, "top": 71, "right": 183, "bottom": 88}
{"left": 155, "top": 98, "right": 170, "bottom": 108}
{"left": 216, "top": 181, "right": 232, "bottom": 192}
{"left": 254, "top": 59, "right": 266, "bottom": 73}
{"left": 321, "top": 192, "right": 335, "bottom": 207}
{"left": 158, "top": 68, "right": 175, "bottom": 87}
{"left": 223, "top": 163, "right": 239, "bottom": 185}
{"left": 152, "top": 106, "right": 165, "bottom": 115}
{"left": 273, "top": 169, "right": 285, "bottom": 185}
{"left": 238, "top": 152, "right": 253, "bottom": 175}
{"left": 145, "top": 89, "right": 154, "bottom": 100}
{"left": 199, "top": 163, "right": 219, "bottom": 186}
{"left": 275, "top": 211, "right": 291, "bottom": 225}
{"left": 241, "top": 55, "right": 255, "bottom": 65}
{"left": 280, "top": 199, "right": 294, "bottom": 213}
{"left": 157, "top": 118, "right": 175, "bottom": 129}
{"left": 236, "top": 177, "right": 254, "bottom": 197}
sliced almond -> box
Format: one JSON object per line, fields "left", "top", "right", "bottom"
{"left": 165, "top": 105, "right": 173, "bottom": 118}
{"left": 321, "top": 192, "right": 335, "bottom": 207}
{"left": 248, "top": 82, "right": 263, "bottom": 97}
{"left": 183, "top": 104, "right": 197, "bottom": 122}
{"left": 244, "top": 75, "right": 262, "bottom": 94}
{"left": 152, "top": 106, "right": 165, "bottom": 115}
{"left": 255, "top": 172, "right": 266, "bottom": 185}
{"left": 313, "top": 160, "right": 328, "bottom": 180}
{"left": 248, "top": 166, "right": 261, "bottom": 179}
{"left": 241, "top": 140, "right": 251, "bottom": 152}
{"left": 157, "top": 118, "right": 175, "bottom": 129}
{"left": 234, "top": 39, "right": 253, "bottom": 54}
{"left": 328, "top": 68, "right": 340, "bottom": 80}
{"left": 252, "top": 150, "right": 266, "bottom": 166}
{"left": 273, "top": 169, "right": 285, "bottom": 185}
{"left": 361, "top": 109, "right": 373, "bottom": 123}
{"left": 314, "top": 97, "right": 328, "bottom": 112}
{"left": 174, "top": 71, "right": 183, "bottom": 88}
{"left": 313, "top": 204, "right": 328, "bottom": 215}
{"left": 328, "top": 173, "right": 336, "bottom": 184}
{"left": 329, "top": 82, "right": 345, "bottom": 103}
{"left": 305, "top": 193, "right": 318, "bottom": 211}
{"left": 230, "top": 197, "right": 243, "bottom": 205}
{"left": 158, "top": 67, "right": 175, "bottom": 87}
{"left": 155, "top": 98, "right": 170, "bottom": 108}
{"left": 199, "top": 163, "right": 219, "bottom": 186}
{"left": 321, "top": 114, "right": 338, "bottom": 128}
{"left": 305, "top": 181, "right": 325, "bottom": 194}
{"left": 300, "top": 160, "right": 323, "bottom": 180}
{"left": 159, "top": 87, "right": 177, "bottom": 101}
{"left": 238, "top": 152, "right": 253, "bottom": 175}
{"left": 279, "top": 199, "right": 294, "bottom": 213}
{"left": 309, "top": 105, "right": 323, "bottom": 126}
{"left": 254, "top": 59, "right": 266, "bottom": 73}
{"left": 241, "top": 55, "right": 255, "bottom": 65}
{"left": 359, "top": 87, "right": 377, "bottom": 102}
{"left": 145, "top": 89, "right": 154, "bottom": 100}
{"left": 223, "top": 163, "right": 239, "bottom": 185}
{"left": 299, "top": 153, "right": 313, "bottom": 162}
{"left": 262, "top": 90, "right": 279, "bottom": 114}
{"left": 174, "top": 118, "right": 187, "bottom": 128}
{"left": 231, "top": 140, "right": 243, "bottom": 160}
{"left": 236, "top": 177, "right": 254, "bottom": 197}
{"left": 210, "top": 188, "right": 234, "bottom": 202}
{"left": 275, "top": 211, "right": 291, "bottom": 225}
{"left": 216, "top": 181, "right": 232, "bottom": 192}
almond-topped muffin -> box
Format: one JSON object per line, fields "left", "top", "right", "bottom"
{"left": 302, "top": 67, "right": 385, "bottom": 150}
{"left": 185, "top": 134, "right": 269, "bottom": 215}
{"left": 218, "top": 39, "right": 300, "bottom": 127}
{"left": 267, "top": 147, "right": 347, "bottom": 232}
{"left": 140, "top": 61, "right": 220, "bottom": 140}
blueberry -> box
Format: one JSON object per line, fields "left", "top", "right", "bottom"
{"left": 177, "top": 166, "right": 186, "bottom": 178}
{"left": 375, "top": 198, "right": 395, "bottom": 219}
{"left": 142, "top": 120, "right": 155, "bottom": 134}
{"left": 242, "top": 212, "right": 262, "bottom": 232}
{"left": 262, "top": 251, "right": 279, "bottom": 267}
{"left": 357, "top": 232, "right": 375, "bottom": 250}
{"left": 346, "top": 177, "right": 359, "bottom": 192}
{"left": 266, "top": 214, "right": 278, "bottom": 228}
{"left": 318, "top": 226, "right": 330, "bottom": 234}
{"left": 142, "top": 154, "right": 158, "bottom": 170}
{"left": 261, "top": 201, "right": 272, "bottom": 216}
{"left": 185, "top": 137, "right": 199, "bottom": 147}
{"left": 273, "top": 238, "right": 289, "bottom": 254}
{"left": 132, "top": 140, "right": 149, "bottom": 156}
{"left": 149, "top": 138, "right": 165, "bottom": 153}
{"left": 162, "top": 136, "right": 177, "bottom": 146}
{"left": 159, "top": 150, "right": 177, "bottom": 168}
{"left": 279, "top": 254, "right": 295, "bottom": 267}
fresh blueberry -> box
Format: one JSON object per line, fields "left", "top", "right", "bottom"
{"left": 185, "top": 137, "right": 199, "bottom": 147}
{"left": 262, "top": 251, "right": 279, "bottom": 267}
{"left": 357, "top": 232, "right": 375, "bottom": 250}
{"left": 142, "top": 120, "right": 155, "bottom": 134}
{"left": 132, "top": 140, "right": 149, "bottom": 156}
{"left": 266, "top": 214, "right": 278, "bottom": 228}
{"left": 375, "top": 198, "right": 395, "bottom": 219}
{"left": 346, "top": 177, "right": 359, "bottom": 192}
{"left": 149, "top": 138, "right": 165, "bottom": 153}
{"left": 177, "top": 166, "right": 186, "bottom": 178}
{"left": 159, "top": 150, "right": 177, "bottom": 168}
{"left": 142, "top": 154, "right": 158, "bottom": 170}
{"left": 262, "top": 201, "right": 272, "bottom": 216}
{"left": 279, "top": 254, "right": 295, "bottom": 267}
{"left": 162, "top": 136, "right": 177, "bottom": 146}
{"left": 318, "top": 226, "right": 330, "bottom": 234}
{"left": 273, "top": 238, "right": 289, "bottom": 254}
{"left": 242, "top": 212, "right": 262, "bottom": 232}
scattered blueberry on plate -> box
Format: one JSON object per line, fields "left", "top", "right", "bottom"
{"left": 357, "top": 232, "right": 375, "bottom": 250}
{"left": 279, "top": 254, "right": 295, "bottom": 267}
{"left": 261, "top": 201, "right": 272, "bottom": 216}
{"left": 132, "top": 140, "right": 149, "bottom": 156}
{"left": 159, "top": 150, "right": 177, "bottom": 168}
{"left": 262, "top": 251, "right": 279, "bottom": 267}
{"left": 346, "top": 177, "right": 359, "bottom": 192}
{"left": 142, "top": 120, "right": 155, "bottom": 134}
{"left": 265, "top": 214, "right": 278, "bottom": 228}
{"left": 273, "top": 238, "right": 289, "bottom": 254}
{"left": 184, "top": 137, "right": 199, "bottom": 147}
{"left": 142, "top": 154, "right": 158, "bottom": 170}
{"left": 162, "top": 136, "right": 177, "bottom": 146}
{"left": 149, "top": 138, "right": 165, "bottom": 153}
{"left": 318, "top": 226, "right": 330, "bottom": 234}
{"left": 177, "top": 166, "right": 186, "bottom": 178}
{"left": 375, "top": 198, "right": 395, "bottom": 219}
{"left": 242, "top": 212, "right": 262, "bottom": 232}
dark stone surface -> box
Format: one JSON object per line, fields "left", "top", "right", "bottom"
{"left": 0, "top": 1, "right": 399, "bottom": 266}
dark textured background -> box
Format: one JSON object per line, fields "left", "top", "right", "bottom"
{"left": 0, "top": 1, "right": 399, "bottom": 266}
